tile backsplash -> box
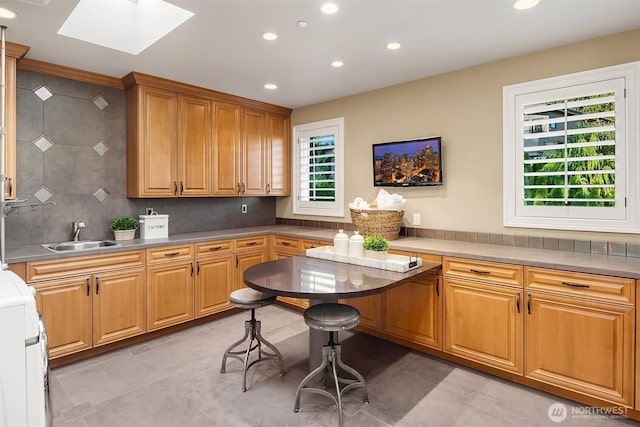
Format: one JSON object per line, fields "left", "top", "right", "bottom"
{"left": 276, "top": 218, "right": 640, "bottom": 258}
{"left": 7, "top": 70, "right": 275, "bottom": 247}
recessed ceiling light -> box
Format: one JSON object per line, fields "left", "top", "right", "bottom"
{"left": 297, "top": 20, "right": 309, "bottom": 28}
{"left": 264, "top": 83, "right": 278, "bottom": 90}
{"left": 386, "top": 42, "right": 401, "bottom": 50}
{"left": 262, "top": 32, "right": 277, "bottom": 41}
{"left": 321, "top": 3, "right": 338, "bottom": 14}
{"left": 331, "top": 60, "right": 344, "bottom": 68}
{"left": 512, "top": 0, "right": 540, "bottom": 10}
{"left": 0, "top": 7, "right": 17, "bottom": 19}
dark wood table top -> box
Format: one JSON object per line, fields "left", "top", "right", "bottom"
{"left": 244, "top": 256, "right": 441, "bottom": 300}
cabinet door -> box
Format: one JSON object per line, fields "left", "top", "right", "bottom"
{"left": 266, "top": 113, "right": 290, "bottom": 196}
{"left": 147, "top": 261, "right": 194, "bottom": 331}
{"left": 443, "top": 278, "right": 523, "bottom": 374}
{"left": 127, "top": 85, "right": 178, "bottom": 197}
{"left": 93, "top": 268, "right": 146, "bottom": 346}
{"left": 344, "top": 294, "right": 382, "bottom": 331}
{"left": 179, "top": 94, "right": 211, "bottom": 196}
{"left": 34, "top": 276, "right": 93, "bottom": 359}
{"left": 235, "top": 250, "right": 267, "bottom": 292}
{"left": 4, "top": 56, "right": 16, "bottom": 199}
{"left": 195, "top": 255, "right": 234, "bottom": 318}
{"left": 242, "top": 109, "right": 267, "bottom": 195}
{"left": 212, "top": 102, "right": 241, "bottom": 195}
{"left": 525, "top": 291, "right": 634, "bottom": 407}
{"left": 382, "top": 274, "right": 441, "bottom": 349}
{"left": 272, "top": 248, "right": 300, "bottom": 306}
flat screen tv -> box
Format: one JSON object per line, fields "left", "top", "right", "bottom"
{"left": 372, "top": 136, "right": 443, "bottom": 187}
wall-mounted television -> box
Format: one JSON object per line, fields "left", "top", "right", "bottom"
{"left": 372, "top": 136, "right": 443, "bottom": 187}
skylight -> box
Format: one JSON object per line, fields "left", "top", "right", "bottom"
{"left": 57, "top": 0, "right": 194, "bottom": 55}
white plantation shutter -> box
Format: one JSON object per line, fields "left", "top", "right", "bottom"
{"left": 503, "top": 62, "right": 639, "bottom": 233}
{"left": 293, "top": 118, "right": 344, "bottom": 217}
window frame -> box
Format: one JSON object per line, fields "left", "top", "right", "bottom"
{"left": 503, "top": 62, "right": 640, "bottom": 233}
{"left": 292, "top": 117, "right": 345, "bottom": 217}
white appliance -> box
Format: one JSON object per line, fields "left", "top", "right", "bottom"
{"left": 0, "top": 270, "right": 52, "bottom": 427}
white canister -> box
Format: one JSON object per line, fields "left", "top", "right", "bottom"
{"left": 349, "top": 231, "right": 364, "bottom": 258}
{"left": 333, "top": 229, "right": 349, "bottom": 256}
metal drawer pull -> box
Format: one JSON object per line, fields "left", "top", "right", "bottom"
{"left": 164, "top": 251, "right": 180, "bottom": 257}
{"left": 244, "top": 241, "right": 257, "bottom": 246}
{"left": 86, "top": 278, "right": 90, "bottom": 296}
{"left": 470, "top": 268, "right": 491, "bottom": 275}
{"left": 96, "top": 277, "right": 100, "bottom": 294}
{"left": 527, "top": 294, "right": 531, "bottom": 315}
{"left": 208, "top": 246, "right": 223, "bottom": 251}
{"left": 516, "top": 293, "right": 520, "bottom": 313}
{"left": 561, "top": 281, "right": 590, "bottom": 289}
{"left": 280, "top": 241, "right": 292, "bottom": 246}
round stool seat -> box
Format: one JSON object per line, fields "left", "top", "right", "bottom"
{"left": 229, "top": 288, "right": 277, "bottom": 309}
{"left": 303, "top": 303, "right": 360, "bottom": 331}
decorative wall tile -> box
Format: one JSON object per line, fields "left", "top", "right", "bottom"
{"left": 515, "top": 235, "right": 529, "bottom": 248}
{"left": 34, "top": 84, "right": 53, "bottom": 101}
{"left": 590, "top": 240, "right": 608, "bottom": 255}
{"left": 93, "top": 141, "right": 109, "bottom": 156}
{"left": 574, "top": 240, "right": 591, "bottom": 253}
{"left": 627, "top": 243, "right": 640, "bottom": 258}
{"left": 92, "top": 95, "right": 109, "bottom": 110}
{"left": 608, "top": 242, "right": 626, "bottom": 257}
{"left": 558, "top": 239, "right": 574, "bottom": 252}
{"left": 33, "top": 135, "right": 54, "bottom": 152}
{"left": 34, "top": 186, "right": 53, "bottom": 203}
{"left": 502, "top": 235, "right": 516, "bottom": 246}
{"left": 93, "top": 187, "right": 110, "bottom": 202}
{"left": 529, "top": 237, "right": 544, "bottom": 249}
{"left": 543, "top": 238, "right": 559, "bottom": 250}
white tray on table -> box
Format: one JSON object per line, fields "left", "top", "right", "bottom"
{"left": 305, "top": 246, "right": 422, "bottom": 272}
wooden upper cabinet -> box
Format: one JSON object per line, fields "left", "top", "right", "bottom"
{"left": 126, "top": 85, "right": 179, "bottom": 197}
{"left": 241, "top": 108, "right": 267, "bottom": 196}
{"left": 179, "top": 94, "right": 211, "bottom": 196}
{"left": 267, "top": 113, "right": 291, "bottom": 196}
{"left": 5, "top": 43, "right": 29, "bottom": 200}
{"left": 123, "top": 72, "right": 291, "bottom": 198}
{"left": 212, "top": 102, "right": 242, "bottom": 195}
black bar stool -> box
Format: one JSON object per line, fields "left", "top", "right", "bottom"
{"left": 294, "top": 303, "right": 369, "bottom": 426}
{"left": 220, "top": 288, "right": 285, "bottom": 392}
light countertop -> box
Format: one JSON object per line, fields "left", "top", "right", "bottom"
{"left": 6, "top": 225, "right": 640, "bottom": 279}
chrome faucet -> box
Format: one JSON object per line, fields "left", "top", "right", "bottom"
{"left": 72, "top": 221, "right": 85, "bottom": 242}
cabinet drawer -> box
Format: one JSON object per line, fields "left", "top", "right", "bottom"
{"left": 272, "top": 235, "right": 300, "bottom": 251}
{"left": 195, "top": 240, "right": 233, "bottom": 257}
{"left": 301, "top": 239, "right": 329, "bottom": 250}
{"left": 525, "top": 267, "right": 634, "bottom": 305}
{"left": 27, "top": 250, "right": 145, "bottom": 282}
{"left": 443, "top": 257, "right": 523, "bottom": 288}
{"left": 146, "top": 244, "right": 194, "bottom": 264}
{"left": 235, "top": 236, "right": 267, "bottom": 251}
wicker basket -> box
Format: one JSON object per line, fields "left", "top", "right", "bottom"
{"left": 349, "top": 208, "right": 404, "bottom": 240}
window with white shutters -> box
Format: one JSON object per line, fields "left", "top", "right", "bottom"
{"left": 503, "top": 62, "right": 639, "bottom": 233}
{"left": 293, "top": 117, "right": 344, "bottom": 217}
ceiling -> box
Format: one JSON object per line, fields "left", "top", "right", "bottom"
{"left": 2, "top": 0, "right": 639, "bottom": 109}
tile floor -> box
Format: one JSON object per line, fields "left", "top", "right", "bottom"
{"left": 51, "top": 305, "right": 639, "bottom": 427}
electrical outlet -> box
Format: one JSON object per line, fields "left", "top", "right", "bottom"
{"left": 145, "top": 208, "right": 154, "bottom": 215}
{"left": 412, "top": 213, "right": 421, "bottom": 226}
{"left": 241, "top": 204, "right": 248, "bottom": 214}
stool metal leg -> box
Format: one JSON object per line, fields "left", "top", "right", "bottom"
{"left": 221, "top": 308, "right": 286, "bottom": 392}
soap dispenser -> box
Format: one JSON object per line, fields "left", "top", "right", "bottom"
{"left": 333, "top": 229, "right": 349, "bottom": 256}
{"left": 349, "top": 231, "right": 364, "bottom": 258}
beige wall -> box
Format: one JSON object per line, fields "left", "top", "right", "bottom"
{"left": 277, "top": 29, "right": 640, "bottom": 243}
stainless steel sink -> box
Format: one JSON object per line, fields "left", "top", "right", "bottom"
{"left": 42, "top": 240, "right": 121, "bottom": 252}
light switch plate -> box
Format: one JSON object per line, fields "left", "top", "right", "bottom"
{"left": 241, "top": 204, "right": 248, "bottom": 214}
{"left": 413, "top": 213, "right": 421, "bottom": 226}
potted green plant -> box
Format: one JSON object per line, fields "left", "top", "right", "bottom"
{"left": 362, "top": 235, "right": 389, "bottom": 260}
{"left": 110, "top": 217, "right": 138, "bottom": 241}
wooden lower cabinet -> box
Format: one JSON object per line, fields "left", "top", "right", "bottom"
{"left": 637, "top": 279, "right": 640, "bottom": 411}
{"left": 272, "top": 246, "right": 301, "bottom": 307}
{"left": 146, "top": 260, "right": 194, "bottom": 331}
{"left": 235, "top": 249, "right": 267, "bottom": 292}
{"left": 34, "top": 276, "right": 93, "bottom": 359}
{"left": 34, "top": 267, "right": 146, "bottom": 358}
{"left": 443, "top": 278, "right": 523, "bottom": 374}
{"left": 195, "top": 254, "right": 234, "bottom": 317}
{"left": 383, "top": 273, "right": 441, "bottom": 349}
{"left": 525, "top": 291, "right": 634, "bottom": 407}
{"left": 347, "top": 294, "right": 382, "bottom": 331}
{"left": 93, "top": 268, "right": 146, "bottom": 346}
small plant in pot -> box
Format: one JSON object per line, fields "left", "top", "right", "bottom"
{"left": 363, "top": 235, "right": 389, "bottom": 260}
{"left": 110, "top": 217, "right": 138, "bottom": 241}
